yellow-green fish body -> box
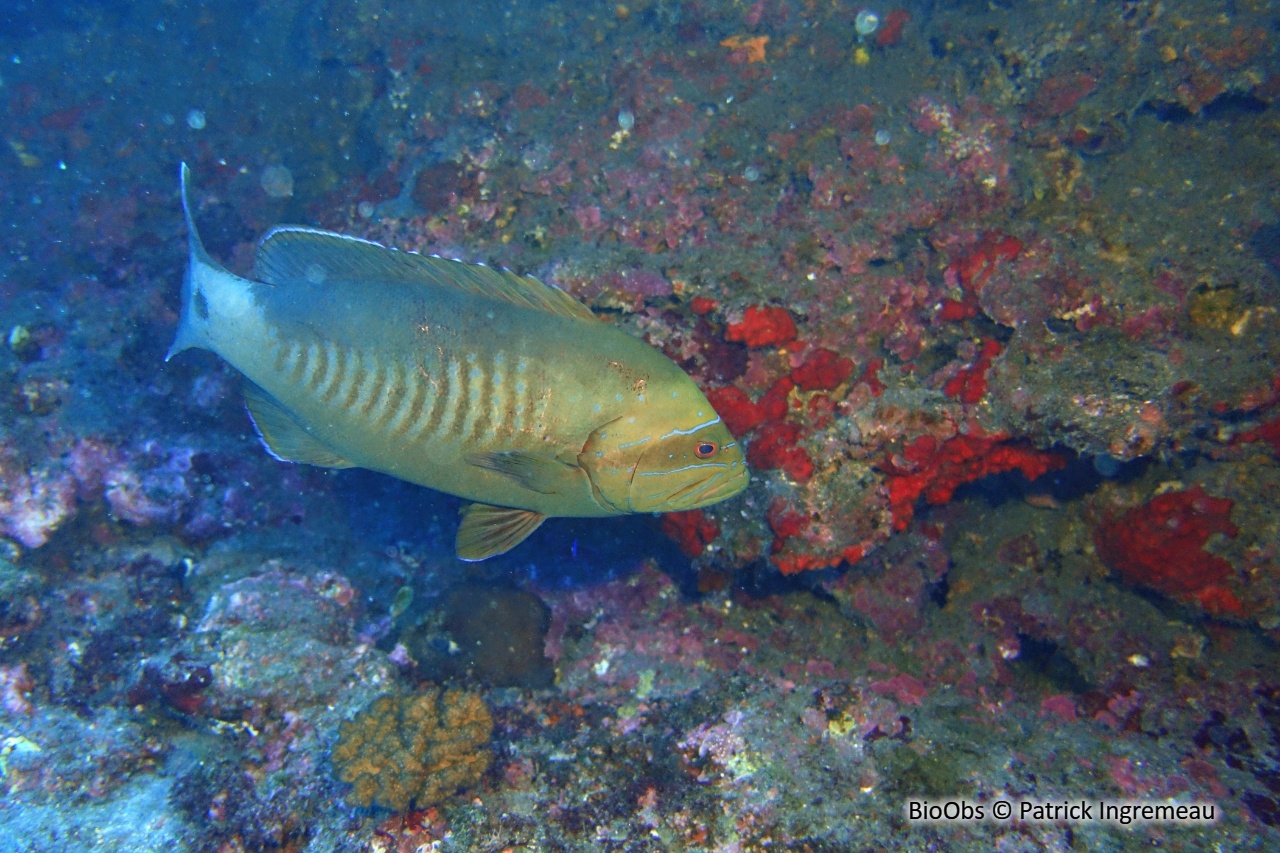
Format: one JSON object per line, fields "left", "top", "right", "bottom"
{"left": 168, "top": 165, "right": 747, "bottom": 558}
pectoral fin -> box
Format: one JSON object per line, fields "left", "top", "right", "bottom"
{"left": 466, "top": 450, "right": 583, "bottom": 495}
{"left": 456, "top": 503, "right": 546, "bottom": 561}
{"left": 244, "top": 382, "right": 354, "bottom": 468}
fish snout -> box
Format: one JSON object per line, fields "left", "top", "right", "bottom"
{"left": 632, "top": 458, "right": 748, "bottom": 513}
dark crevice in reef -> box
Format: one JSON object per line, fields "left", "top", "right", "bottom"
{"left": 1139, "top": 92, "right": 1269, "bottom": 123}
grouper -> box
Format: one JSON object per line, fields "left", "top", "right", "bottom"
{"left": 167, "top": 164, "right": 748, "bottom": 559}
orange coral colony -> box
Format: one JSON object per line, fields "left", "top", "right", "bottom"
{"left": 719, "top": 34, "right": 769, "bottom": 64}
{"left": 332, "top": 687, "right": 493, "bottom": 811}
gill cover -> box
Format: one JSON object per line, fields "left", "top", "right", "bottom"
{"left": 577, "top": 418, "right": 642, "bottom": 514}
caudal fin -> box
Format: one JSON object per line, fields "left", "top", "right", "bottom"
{"left": 165, "top": 163, "right": 218, "bottom": 361}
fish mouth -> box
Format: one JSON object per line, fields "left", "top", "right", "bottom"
{"left": 642, "top": 463, "right": 748, "bottom": 512}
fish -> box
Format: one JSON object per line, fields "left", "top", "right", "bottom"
{"left": 167, "top": 164, "right": 749, "bottom": 560}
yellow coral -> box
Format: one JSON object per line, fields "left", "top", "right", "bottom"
{"left": 332, "top": 687, "right": 492, "bottom": 811}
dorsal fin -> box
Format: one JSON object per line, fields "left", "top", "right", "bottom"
{"left": 179, "top": 162, "right": 219, "bottom": 272}
{"left": 253, "top": 227, "right": 597, "bottom": 322}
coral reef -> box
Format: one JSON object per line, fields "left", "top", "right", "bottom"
{"left": 169, "top": 758, "right": 308, "bottom": 853}
{"left": 723, "top": 305, "right": 797, "bottom": 349}
{"left": 332, "top": 688, "right": 492, "bottom": 811}
{"left": 883, "top": 431, "right": 1068, "bottom": 532}
{"left": 0, "top": 444, "right": 76, "bottom": 549}
{"left": 1095, "top": 485, "right": 1242, "bottom": 615}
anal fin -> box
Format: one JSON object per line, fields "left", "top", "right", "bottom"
{"left": 244, "top": 382, "right": 354, "bottom": 468}
{"left": 456, "top": 503, "right": 546, "bottom": 561}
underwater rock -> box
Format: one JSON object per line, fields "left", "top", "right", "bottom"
{"left": 441, "top": 583, "right": 554, "bottom": 689}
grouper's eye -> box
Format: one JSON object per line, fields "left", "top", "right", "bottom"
{"left": 694, "top": 442, "right": 718, "bottom": 458}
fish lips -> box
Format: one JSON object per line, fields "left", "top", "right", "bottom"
{"left": 627, "top": 446, "right": 749, "bottom": 513}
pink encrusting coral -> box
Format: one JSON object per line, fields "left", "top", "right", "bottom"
{"left": 0, "top": 663, "right": 35, "bottom": 716}
{"left": 104, "top": 444, "right": 196, "bottom": 527}
{"left": 0, "top": 461, "right": 77, "bottom": 549}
